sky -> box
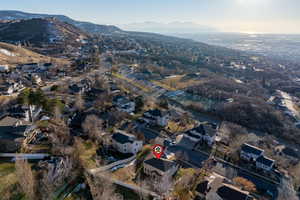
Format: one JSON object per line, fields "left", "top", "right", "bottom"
{"left": 1, "top": 0, "right": 300, "bottom": 33}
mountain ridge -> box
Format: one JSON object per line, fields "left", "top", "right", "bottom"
{"left": 0, "top": 17, "right": 89, "bottom": 46}
{"left": 0, "top": 10, "right": 122, "bottom": 34}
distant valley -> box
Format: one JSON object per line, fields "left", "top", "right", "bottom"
{"left": 173, "top": 33, "right": 300, "bottom": 63}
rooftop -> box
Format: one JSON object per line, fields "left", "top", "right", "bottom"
{"left": 145, "top": 109, "right": 163, "bottom": 117}
{"left": 191, "top": 124, "right": 216, "bottom": 137}
{"left": 256, "top": 156, "right": 275, "bottom": 167}
{"left": 217, "top": 183, "right": 250, "bottom": 200}
{"left": 241, "top": 143, "right": 264, "bottom": 156}
{"left": 112, "top": 131, "right": 136, "bottom": 144}
{"left": 144, "top": 158, "right": 177, "bottom": 172}
{"left": 0, "top": 116, "right": 30, "bottom": 127}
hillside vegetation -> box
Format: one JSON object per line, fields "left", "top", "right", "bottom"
{"left": 0, "top": 42, "right": 69, "bottom": 66}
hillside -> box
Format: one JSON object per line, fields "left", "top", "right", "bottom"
{"left": 0, "top": 42, "right": 69, "bottom": 66}
{"left": 0, "top": 10, "right": 122, "bottom": 34}
{"left": 0, "top": 18, "right": 90, "bottom": 46}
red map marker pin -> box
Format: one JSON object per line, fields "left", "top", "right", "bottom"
{"left": 152, "top": 144, "right": 164, "bottom": 159}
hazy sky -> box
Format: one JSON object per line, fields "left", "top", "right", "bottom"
{"left": 1, "top": 0, "right": 300, "bottom": 33}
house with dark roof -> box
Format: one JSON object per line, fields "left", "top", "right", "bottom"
{"left": 255, "top": 156, "right": 275, "bottom": 171}
{"left": 135, "top": 126, "right": 160, "bottom": 144}
{"left": 194, "top": 173, "right": 254, "bottom": 200}
{"left": 113, "top": 95, "right": 135, "bottom": 113}
{"left": 184, "top": 124, "right": 217, "bottom": 146}
{"left": 0, "top": 81, "right": 24, "bottom": 95}
{"left": 112, "top": 131, "right": 143, "bottom": 154}
{"left": 7, "top": 105, "right": 30, "bottom": 121}
{"left": 7, "top": 105, "right": 42, "bottom": 122}
{"left": 0, "top": 116, "right": 33, "bottom": 138}
{"left": 143, "top": 158, "right": 178, "bottom": 181}
{"left": 217, "top": 183, "right": 252, "bottom": 200}
{"left": 142, "top": 109, "right": 169, "bottom": 126}
{"left": 166, "top": 144, "right": 208, "bottom": 168}
{"left": 240, "top": 143, "right": 264, "bottom": 162}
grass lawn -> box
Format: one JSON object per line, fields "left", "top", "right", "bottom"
{"left": 77, "top": 140, "right": 98, "bottom": 169}
{"left": 154, "top": 75, "right": 204, "bottom": 90}
{"left": 166, "top": 120, "right": 194, "bottom": 133}
{"left": 112, "top": 165, "right": 136, "bottom": 184}
{"left": 0, "top": 162, "right": 23, "bottom": 199}
{"left": 0, "top": 162, "right": 15, "bottom": 177}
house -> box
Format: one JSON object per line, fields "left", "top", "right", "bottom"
{"left": 216, "top": 183, "right": 252, "bottom": 200}
{"left": 166, "top": 145, "right": 208, "bottom": 168}
{"left": 7, "top": 105, "right": 30, "bottom": 121}
{"left": 0, "top": 83, "right": 14, "bottom": 95}
{"left": 0, "top": 65, "right": 9, "bottom": 72}
{"left": 0, "top": 81, "right": 24, "bottom": 95}
{"left": 111, "top": 131, "right": 143, "bottom": 154}
{"left": 32, "top": 74, "right": 43, "bottom": 85}
{"left": 136, "top": 127, "right": 160, "bottom": 144}
{"left": 240, "top": 143, "right": 264, "bottom": 162}
{"left": 0, "top": 116, "right": 33, "bottom": 137}
{"left": 69, "top": 84, "right": 85, "bottom": 94}
{"left": 255, "top": 156, "right": 275, "bottom": 171}
{"left": 184, "top": 124, "right": 217, "bottom": 146}
{"left": 21, "top": 63, "right": 39, "bottom": 73}
{"left": 195, "top": 173, "right": 225, "bottom": 199}
{"left": 7, "top": 105, "right": 42, "bottom": 122}
{"left": 113, "top": 95, "right": 135, "bottom": 113}
{"left": 143, "top": 158, "right": 178, "bottom": 181}
{"left": 195, "top": 173, "right": 253, "bottom": 200}
{"left": 143, "top": 109, "right": 169, "bottom": 126}
{"left": 281, "top": 147, "right": 300, "bottom": 160}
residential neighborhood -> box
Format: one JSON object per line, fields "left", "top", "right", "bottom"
{"left": 1, "top": 5, "right": 300, "bottom": 200}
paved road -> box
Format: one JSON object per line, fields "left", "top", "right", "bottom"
{"left": 0, "top": 153, "right": 50, "bottom": 160}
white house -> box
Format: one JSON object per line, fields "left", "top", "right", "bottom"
{"left": 113, "top": 96, "right": 135, "bottom": 113}
{"left": 240, "top": 143, "right": 264, "bottom": 162}
{"left": 143, "top": 109, "right": 168, "bottom": 127}
{"left": 21, "top": 63, "right": 39, "bottom": 73}
{"left": 0, "top": 81, "right": 24, "bottom": 95}
{"left": 256, "top": 156, "right": 275, "bottom": 171}
{"left": 0, "top": 65, "right": 9, "bottom": 72}
{"left": 143, "top": 158, "right": 178, "bottom": 181}
{"left": 112, "top": 131, "right": 143, "bottom": 154}
{"left": 0, "top": 116, "right": 33, "bottom": 136}
{"left": 185, "top": 124, "right": 217, "bottom": 146}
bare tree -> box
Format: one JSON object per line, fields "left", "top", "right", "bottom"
{"left": 48, "top": 121, "right": 72, "bottom": 155}
{"left": 82, "top": 115, "right": 104, "bottom": 142}
{"left": 277, "top": 178, "right": 298, "bottom": 200}
{"left": 39, "top": 156, "right": 77, "bottom": 200}
{"left": 74, "top": 94, "right": 85, "bottom": 111}
{"left": 53, "top": 105, "right": 62, "bottom": 121}
{"left": 233, "top": 177, "right": 256, "bottom": 192}
{"left": 85, "top": 172, "right": 123, "bottom": 200}
{"left": 94, "top": 74, "right": 108, "bottom": 90}
{"left": 15, "top": 159, "right": 36, "bottom": 200}
{"left": 136, "top": 176, "right": 151, "bottom": 200}
{"left": 152, "top": 176, "right": 173, "bottom": 197}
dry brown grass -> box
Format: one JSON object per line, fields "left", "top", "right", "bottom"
{"left": 167, "top": 120, "right": 194, "bottom": 133}
{"left": 0, "top": 42, "right": 69, "bottom": 67}
{"left": 112, "top": 165, "right": 136, "bottom": 184}
{"left": 0, "top": 163, "right": 18, "bottom": 198}
{"left": 154, "top": 75, "right": 204, "bottom": 90}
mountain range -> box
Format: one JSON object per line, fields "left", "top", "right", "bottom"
{"left": 119, "top": 21, "right": 218, "bottom": 34}
{"left": 0, "top": 10, "right": 122, "bottom": 34}
{"left": 0, "top": 17, "right": 89, "bottom": 46}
